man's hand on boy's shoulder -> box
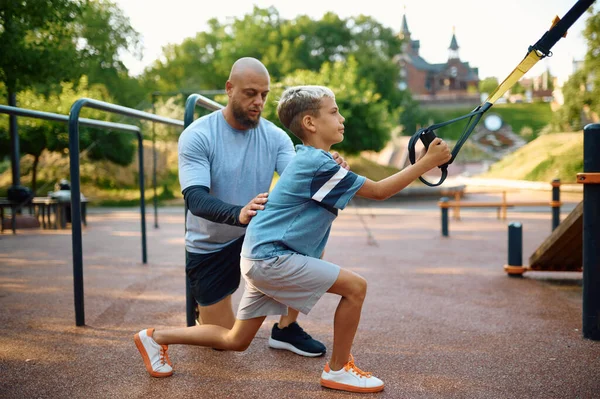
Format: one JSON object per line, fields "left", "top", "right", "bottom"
{"left": 331, "top": 152, "right": 349, "bottom": 170}
{"left": 239, "top": 192, "right": 269, "bottom": 225}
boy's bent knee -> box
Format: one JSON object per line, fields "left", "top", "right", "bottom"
{"left": 351, "top": 275, "right": 367, "bottom": 302}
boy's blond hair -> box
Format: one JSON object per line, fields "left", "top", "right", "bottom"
{"left": 277, "top": 85, "right": 335, "bottom": 139}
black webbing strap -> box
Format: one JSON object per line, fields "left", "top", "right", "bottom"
{"left": 407, "top": 103, "right": 491, "bottom": 187}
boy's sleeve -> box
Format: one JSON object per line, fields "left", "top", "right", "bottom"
{"left": 178, "top": 129, "right": 211, "bottom": 192}
{"left": 310, "top": 160, "right": 366, "bottom": 210}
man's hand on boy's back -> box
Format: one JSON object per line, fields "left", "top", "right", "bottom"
{"left": 331, "top": 151, "right": 349, "bottom": 170}
{"left": 421, "top": 138, "right": 452, "bottom": 169}
{"left": 239, "top": 193, "right": 269, "bottom": 225}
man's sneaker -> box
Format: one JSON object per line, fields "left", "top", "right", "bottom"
{"left": 268, "top": 322, "right": 326, "bottom": 357}
{"left": 320, "top": 354, "right": 384, "bottom": 393}
{"left": 133, "top": 328, "right": 173, "bottom": 378}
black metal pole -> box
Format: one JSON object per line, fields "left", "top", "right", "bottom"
{"left": 138, "top": 134, "right": 148, "bottom": 264}
{"left": 508, "top": 222, "right": 523, "bottom": 267}
{"left": 8, "top": 91, "right": 20, "bottom": 187}
{"left": 582, "top": 123, "right": 600, "bottom": 340}
{"left": 152, "top": 94, "right": 159, "bottom": 229}
{"left": 440, "top": 197, "right": 449, "bottom": 237}
{"left": 184, "top": 98, "right": 196, "bottom": 327}
{"left": 68, "top": 101, "right": 86, "bottom": 327}
{"left": 551, "top": 179, "right": 561, "bottom": 231}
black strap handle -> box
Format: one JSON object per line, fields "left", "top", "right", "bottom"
{"left": 407, "top": 103, "right": 490, "bottom": 187}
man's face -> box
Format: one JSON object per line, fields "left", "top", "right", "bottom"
{"left": 227, "top": 71, "right": 270, "bottom": 129}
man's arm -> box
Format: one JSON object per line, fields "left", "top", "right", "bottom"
{"left": 184, "top": 185, "right": 246, "bottom": 226}
{"left": 184, "top": 186, "right": 269, "bottom": 227}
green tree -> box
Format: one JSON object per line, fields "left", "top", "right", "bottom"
{"left": 142, "top": 6, "right": 417, "bottom": 140}
{"left": 555, "top": 7, "right": 600, "bottom": 130}
{"left": 0, "top": 77, "right": 135, "bottom": 194}
{"left": 0, "top": 0, "right": 141, "bottom": 188}
{"left": 262, "top": 58, "right": 395, "bottom": 154}
{"left": 479, "top": 77, "right": 499, "bottom": 95}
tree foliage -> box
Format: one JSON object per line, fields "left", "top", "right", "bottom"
{"left": 0, "top": 0, "right": 142, "bottom": 104}
{"left": 0, "top": 77, "right": 135, "bottom": 193}
{"left": 554, "top": 7, "right": 600, "bottom": 130}
{"left": 143, "top": 6, "right": 412, "bottom": 153}
{"left": 261, "top": 58, "right": 395, "bottom": 154}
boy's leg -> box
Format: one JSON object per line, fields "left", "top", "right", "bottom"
{"left": 153, "top": 317, "right": 265, "bottom": 349}
{"left": 325, "top": 268, "right": 367, "bottom": 370}
{"left": 320, "top": 268, "right": 384, "bottom": 393}
{"left": 134, "top": 316, "right": 266, "bottom": 377}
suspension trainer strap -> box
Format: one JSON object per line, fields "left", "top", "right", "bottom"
{"left": 406, "top": 0, "right": 595, "bottom": 187}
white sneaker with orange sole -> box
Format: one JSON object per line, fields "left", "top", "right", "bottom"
{"left": 134, "top": 328, "right": 173, "bottom": 378}
{"left": 320, "top": 355, "right": 384, "bottom": 393}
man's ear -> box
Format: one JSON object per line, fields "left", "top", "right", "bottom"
{"left": 225, "top": 81, "right": 233, "bottom": 97}
{"left": 302, "top": 114, "right": 316, "bottom": 133}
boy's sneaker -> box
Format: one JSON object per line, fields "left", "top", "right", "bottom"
{"left": 320, "top": 355, "right": 384, "bottom": 393}
{"left": 268, "top": 322, "right": 326, "bottom": 357}
{"left": 134, "top": 328, "right": 173, "bottom": 378}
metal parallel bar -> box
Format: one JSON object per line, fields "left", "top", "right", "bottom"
{"left": 582, "top": 123, "right": 600, "bottom": 340}
{"left": 0, "top": 105, "right": 141, "bottom": 133}
{"left": 68, "top": 98, "right": 184, "bottom": 326}
{"left": 183, "top": 93, "right": 224, "bottom": 327}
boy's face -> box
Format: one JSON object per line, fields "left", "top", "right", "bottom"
{"left": 314, "top": 97, "right": 345, "bottom": 145}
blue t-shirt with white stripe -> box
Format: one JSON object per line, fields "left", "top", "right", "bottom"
{"left": 241, "top": 145, "right": 366, "bottom": 260}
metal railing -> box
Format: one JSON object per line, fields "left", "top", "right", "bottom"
{"left": 183, "top": 93, "right": 224, "bottom": 327}
{"left": 68, "top": 98, "right": 184, "bottom": 326}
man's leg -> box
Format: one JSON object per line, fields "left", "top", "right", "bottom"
{"left": 269, "top": 307, "right": 327, "bottom": 357}
{"left": 278, "top": 307, "right": 299, "bottom": 328}
{"left": 196, "top": 294, "right": 236, "bottom": 329}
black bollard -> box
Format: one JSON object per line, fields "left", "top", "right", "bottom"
{"left": 580, "top": 123, "right": 600, "bottom": 340}
{"left": 551, "top": 179, "right": 561, "bottom": 231}
{"left": 440, "top": 197, "right": 449, "bottom": 237}
{"left": 504, "top": 222, "right": 526, "bottom": 277}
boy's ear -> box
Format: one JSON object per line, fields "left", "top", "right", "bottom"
{"left": 302, "top": 114, "right": 316, "bottom": 133}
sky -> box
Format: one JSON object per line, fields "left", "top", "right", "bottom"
{"left": 115, "top": 0, "right": 597, "bottom": 84}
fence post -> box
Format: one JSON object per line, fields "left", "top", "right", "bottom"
{"left": 440, "top": 197, "right": 449, "bottom": 237}
{"left": 504, "top": 222, "right": 526, "bottom": 277}
{"left": 551, "top": 179, "right": 561, "bottom": 231}
{"left": 579, "top": 123, "right": 600, "bottom": 340}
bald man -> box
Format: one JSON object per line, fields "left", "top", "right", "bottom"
{"left": 177, "top": 57, "right": 346, "bottom": 358}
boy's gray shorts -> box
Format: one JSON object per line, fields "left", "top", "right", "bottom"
{"left": 237, "top": 253, "right": 341, "bottom": 320}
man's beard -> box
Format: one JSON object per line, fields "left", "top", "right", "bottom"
{"left": 232, "top": 101, "right": 260, "bottom": 129}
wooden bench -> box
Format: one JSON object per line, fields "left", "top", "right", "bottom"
{"left": 439, "top": 191, "right": 561, "bottom": 221}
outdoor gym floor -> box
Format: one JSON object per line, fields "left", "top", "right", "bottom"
{"left": 0, "top": 197, "right": 598, "bottom": 398}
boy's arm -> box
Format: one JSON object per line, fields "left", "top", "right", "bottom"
{"left": 356, "top": 138, "right": 451, "bottom": 201}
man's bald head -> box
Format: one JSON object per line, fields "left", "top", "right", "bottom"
{"left": 228, "top": 57, "right": 269, "bottom": 82}
{"left": 224, "top": 57, "right": 271, "bottom": 130}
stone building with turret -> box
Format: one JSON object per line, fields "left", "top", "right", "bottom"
{"left": 396, "top": 13, "right": 480, "bottom": 105}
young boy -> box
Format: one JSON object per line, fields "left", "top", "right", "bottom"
{"left": 134, "top": 85, "right": 451, "bottom": 393}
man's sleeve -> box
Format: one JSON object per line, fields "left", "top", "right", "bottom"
{"left": 183, "top": 185, "right": 246, "bottom": 227}
{"left": 178, "top": 129, "right": 211, "bottom": 192}
{"left": 310, "top": 160, "right": 366, "bottom": 210}
{"left": 275, "top": 130, "right": 296, "bottom": 175}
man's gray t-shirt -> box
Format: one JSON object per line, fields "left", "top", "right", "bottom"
{"left": 179, "top": 110, "right": 295, "bottom": 254}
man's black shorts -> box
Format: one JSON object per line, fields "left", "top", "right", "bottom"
{"left": 186, "top": 235, "right": 245, "bottom": 307}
